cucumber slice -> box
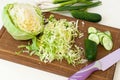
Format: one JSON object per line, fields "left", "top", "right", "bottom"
{"left": 102, "top": 36, "right": 113, "bottom": 50}
{"left": 87, "top": 26, "right": 113, "bottom": 51}
{"left": 88, "top": 33, "right": 99, "bottom": 45}
{"left": 97, "top": 32, "right": 112, "bottom": 45}
{"left": 88, "top": 27, "right": 97, "bottom": 34}
{"left": 104, "top": 31, "right": 112, "bottom": 39}
{"left": 97, "top": 32, "right": 107, "bottom": 44}
{"left": 104, "top": 31, "right": 111, "bottom": 36}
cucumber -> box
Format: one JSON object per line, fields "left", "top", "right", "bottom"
{"left": 97, "top": 32, "right": 107, "bottom": 44}
{"left": 104, "top": 31, "right": 112, "bottom": 39}
{"left": 102, "top": 36, "right": 113, "bottom": 50}
{"left": 88, "top": 27, "right": 98, "bottom": 34}
{"left": 87, "top": 27, "right": 113, "bottom": 50}
{"left": 84, "top": 39, "right": 97, "bottom": 61}
{"left": 104, "top": 31, "right": 111, "bottom": 36}
{"left": 88, "top": 33, "right": 99, "bottom": 45}
{"left": 71, "top": 10, "right": 102, "bottom": 22}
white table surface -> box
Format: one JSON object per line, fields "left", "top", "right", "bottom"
{"left": 0, "top": 0, "right": 120, "bottom": 80}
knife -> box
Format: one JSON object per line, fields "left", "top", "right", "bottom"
{"left": 68, "top": 48, "right": 120, "bottom": 80}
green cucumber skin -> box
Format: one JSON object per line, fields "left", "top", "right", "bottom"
{"left": 71, "top": 10, "right": 102, "bottom": 22}
{"left": 84, "top": 39, "right": 97, "bottom": 61}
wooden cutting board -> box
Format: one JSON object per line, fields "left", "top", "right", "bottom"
{"left": 0, "top": 12, "right": 120, "bottom": 80}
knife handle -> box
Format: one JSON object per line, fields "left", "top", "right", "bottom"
{"left": 68, "top": 61, "right": 100, "bottom": 80}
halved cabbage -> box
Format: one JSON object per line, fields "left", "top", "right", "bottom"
{"left": 2, "top": 3, "right": 44, "bottom": 40}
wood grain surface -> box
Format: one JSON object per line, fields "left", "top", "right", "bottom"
{"left": 0, "top": 12, "right": 120, "bottom": 80}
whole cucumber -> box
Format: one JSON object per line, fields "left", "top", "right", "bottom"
{"left": 71, "top": 10, "right": 102, "bottom": 22}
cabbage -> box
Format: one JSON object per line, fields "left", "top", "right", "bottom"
{"left": 23, "top": 15, "right": 87, "bottom": 65}
{"left": 2, "top": 3, "right": 44, "bottom": 40}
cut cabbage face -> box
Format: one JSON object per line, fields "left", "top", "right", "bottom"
{"left": 2, "top": 3, "right": 44, "bottom": 40}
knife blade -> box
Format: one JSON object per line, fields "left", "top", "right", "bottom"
{"left": 68, "top": 48, "right": 120, "bottom": 80}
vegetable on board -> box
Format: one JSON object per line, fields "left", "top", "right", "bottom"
{"left": 84, "top": 39, "right": 97, "bottom": 61}
{"left": 88, "top": 27, "right": 113, "bottom": 50}
{"left": 84, "top": 27, "right": 113, "bottom": 61}
{"left": 2, "top": 3, "right": 44, "bottom": 40}
{"left": 19, "top": 15, "right": 87, "bottom": 65}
